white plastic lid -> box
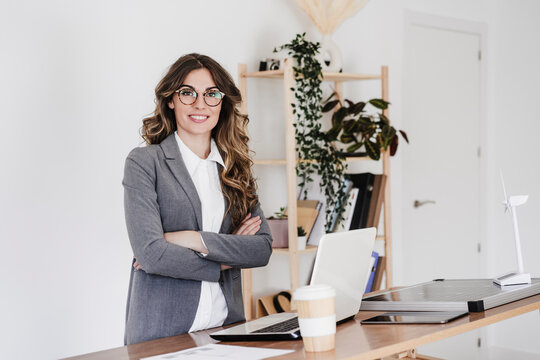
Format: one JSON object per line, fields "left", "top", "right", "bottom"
{"left": 293, "top": 284, "right": 336, "bottom": 301}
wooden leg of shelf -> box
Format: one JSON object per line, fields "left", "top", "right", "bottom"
{"left": 381, "top": 65, "right": 392, "bottom": 289}
{"left": 241, "top": 268, "right": 253, "bottom": 320}
{"left": 283, "top": 58, "right": 300, "bottom": 299}
{"left": 238, "top": 63, "right": 248, "bottom": 114}
{"left": 238, "top": 64, "right": 252, "bottom": 321}
{"left": 334, "top": 81, "right": 343, "bottom": 102}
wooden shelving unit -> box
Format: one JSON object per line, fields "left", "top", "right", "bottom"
{"left": 238, "top": 59, "right": 392, "bottom": 320}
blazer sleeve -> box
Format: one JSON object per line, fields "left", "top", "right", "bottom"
{"left": 123, "top": 148, "right": 221, "bottom": 282}
{"left": 200, "top": 202, "right": 273, "bottom": 268}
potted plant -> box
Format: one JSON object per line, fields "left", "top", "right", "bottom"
{"left": 267, "top": 207, "right": 289, "bottom": 248}
{"left": 297, "top": 226, "right": 307, "bottom": 250}
{"left": 322, "top": 93, "right": 409, "bottom": 160}
{"left": 274, "top": 33, "right": 349, "bottom": 232}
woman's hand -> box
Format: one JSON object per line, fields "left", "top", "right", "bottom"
{"left": 133, "top": 257, "right": 142, "bottom": 271}
{"left": 233, "top": 213, "right": 262, "bottom": 235}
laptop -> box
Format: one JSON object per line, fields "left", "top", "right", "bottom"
{"left": 210, "top": 228, "right": 377, "bottom": 341}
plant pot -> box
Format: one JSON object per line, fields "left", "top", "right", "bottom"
{"left": 267, "top": 218, "right": 289, "bottom": 248}
{"left": 337, "top": 151, "right": 368, "bottom": 158}
{"left": 317, "top": 34, "right": 342, "bottom": 72}
{"left": 297, "top": 236, "right": 307, "bottom": 251}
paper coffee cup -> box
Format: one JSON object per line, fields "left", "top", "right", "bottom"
{"left": 293, "top": 284, "right": 336, "bottom": 352}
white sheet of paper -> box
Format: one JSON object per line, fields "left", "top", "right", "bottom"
{"left": 141, "top": 343, "right": 293, "bottom": 360}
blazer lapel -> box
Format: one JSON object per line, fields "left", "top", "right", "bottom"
{"left": 160, "top": 133, "right": 203, "bottom": 230}
{"left": 217, "top": 162, "right": 232, "bottom": 234}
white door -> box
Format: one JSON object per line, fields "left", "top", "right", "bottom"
{"left": 402, "top": 20, "right": 483, "bottom": 359}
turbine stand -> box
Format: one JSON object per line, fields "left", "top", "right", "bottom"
{"left": 493, "top": 194, "right": 531, "bottom": 286}
{"left": 493, "top": 272, "right": 531, "bottom": 286}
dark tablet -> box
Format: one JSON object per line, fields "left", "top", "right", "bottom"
{"left": 361, "top": 311, "right": 468, "bottom": 324}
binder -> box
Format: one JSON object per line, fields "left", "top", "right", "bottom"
{"left": 347, "top": 173, "right": 375, "bottom": 230}
{"left": 365, "top": 251, "right": 379, "bottom": 293}
{"left": 328, "top": 179, "right": 352, "bottom": 231}
{"left": 334, "top": 188, "right": 359, "bottom": 232}
{"left": 372, "top": 255, "right": 386, "bottom": 291}
{"left": 366, "top": 175, "right": 387, "bottom": 228}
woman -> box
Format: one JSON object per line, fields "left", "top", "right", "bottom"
{"left": 123, "top": 53, "right": 272, "bottom": 344}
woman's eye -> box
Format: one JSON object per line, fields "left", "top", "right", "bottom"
{"left": 206, "top": 91, "right": 221, "bottom": 99}
{"left": 180, "top": 89, "right": 196, "bottom": 96}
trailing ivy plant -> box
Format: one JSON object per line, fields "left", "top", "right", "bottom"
{"left": 323, "top": 93, "right": 409, "bottom": 160}
{"left": 275, "top": 33, "right": 348, "bottom": 232}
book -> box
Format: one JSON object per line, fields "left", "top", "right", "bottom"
{"left": 333, "top": 188, "right": 359, "bottom": 232}
{"left": 328, "top": 179, "right": 352, "bottom": 231}
{"left": 296, "top": 200, "right": 319, "bottom": 239}
{"left": 306, "top": 201, "right": 325, "bottom": 246}
{"left": 297, "top": 175, "right": 327, "bottom": 246}
{"left": 372, "top": 255, "right": 385, "bottom": 291}
{"left": 359, "top": 174, "right": 375, "bottom": 229}
{"left": 285, "top": 200, "right": 320, "bottom": 240}
{"left": 347, "top": 173, "right": 375, "bottom": 230}
{"left": 365, "top": 175, "right": 387, "bottom": 229}
{"left": 365, "top": 251, "right": 379, "bottom": 293}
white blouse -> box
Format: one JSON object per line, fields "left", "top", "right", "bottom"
{"left": 175, "top": 132, "right": 228, "bottom": 332}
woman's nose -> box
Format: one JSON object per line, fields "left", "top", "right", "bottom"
{"left": 193, "top": 94, "right": 206, "bottom": 108}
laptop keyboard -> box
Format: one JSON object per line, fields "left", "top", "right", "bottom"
{"left": 251, "top": 317, "right": 299, "bottom": 333}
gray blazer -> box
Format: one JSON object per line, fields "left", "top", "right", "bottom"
{"left": 122, "top": 133, "right": 272, "bottom": 345}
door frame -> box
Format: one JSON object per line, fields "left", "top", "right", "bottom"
{"left": 400, "top": 10, "right": 490, "bottom": 349}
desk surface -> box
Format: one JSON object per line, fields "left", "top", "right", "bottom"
{"left": 66, "top": 294, "right": 540, "bottom": 360}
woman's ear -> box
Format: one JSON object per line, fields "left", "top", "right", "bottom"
{"left": 168, "top": 99, "right": 175, "bottom": 109}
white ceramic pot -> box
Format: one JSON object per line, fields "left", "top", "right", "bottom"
{"left": 297, "top": 236, "right": 307, "bottom": 251}
{"left": 318, "top": 34, "right": 343, "bottom": 72}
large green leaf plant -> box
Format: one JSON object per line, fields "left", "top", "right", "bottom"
{"left": 323, "top": 93, "right": 409, "bottom": 160}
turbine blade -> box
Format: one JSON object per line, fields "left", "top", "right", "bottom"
{"left": 500, "top": 169, "right": 508, "bottom": 201}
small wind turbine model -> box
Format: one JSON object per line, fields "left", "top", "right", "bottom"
{"left": 493, "top": 172, "right": 532, "bottom": 286}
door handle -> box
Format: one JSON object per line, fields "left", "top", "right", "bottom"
{"left": 414, "top": 200, "right": 436, "bottom": 208}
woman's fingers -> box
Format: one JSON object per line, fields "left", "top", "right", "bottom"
{"left": 243, "top": 219, "right": 262, "bottom": 235}
{"left": 237, "top": 217, "right": 262, "bottom": 235}
{"left": 237, "top": 214, "right": 253, "bottom": 232}
{"left": 233, "top": 214, "right": 260, "bottom": 235}
{"left": 133, "top": 259, "right": 142, "bottom": 271}
{"left": 234, "top": 213, "right": 251, "bottom": 233}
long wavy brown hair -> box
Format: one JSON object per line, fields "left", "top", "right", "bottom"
{"left": 142, "top": 53, "right": 258, "bottom": 230}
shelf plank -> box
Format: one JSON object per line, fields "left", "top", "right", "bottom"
{"left": 272, "top": 238, "right": 385, "bottom": 255}
{"left": 254, "top": 159, "right": 287, "bottom": 165}
{"left": 243, "top": 69, "right": 382, "bottom": 82}
{"left": 272, "top": 245, "right": 318, "bottom": 255}
{"left": 254, "top": 156, "right": 374, "bottom": 165}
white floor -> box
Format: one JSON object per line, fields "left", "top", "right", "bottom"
{"left": 418, "top": 333, "right": 540, "bottom": 360}
{"left": 480, "top": 347, "right": 540, "bottom": 360}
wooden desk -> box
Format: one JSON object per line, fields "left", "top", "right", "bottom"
{"left": 66, "top": 294, "right": 540, "bottom": 360}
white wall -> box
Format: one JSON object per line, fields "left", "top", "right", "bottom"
{"left": 1, "top": 0, "right": 538, "bottom": 359}
{"left": 485, "top": 0, "right": 540, "bottom": 353}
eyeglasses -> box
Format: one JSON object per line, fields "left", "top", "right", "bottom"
{"left": 174, "top": 87, "right": 225, "bottom": 107}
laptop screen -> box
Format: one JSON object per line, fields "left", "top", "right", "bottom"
{"left": 309, "top": 228, "right": 376, "bottom": 321}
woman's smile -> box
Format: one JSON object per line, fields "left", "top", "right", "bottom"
{"left": 189, "top": 114, "right": 210, "bottom": 123}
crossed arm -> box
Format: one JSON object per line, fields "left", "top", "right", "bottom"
{"left": 133, "top": 214, "right": 262, "bottom": 271}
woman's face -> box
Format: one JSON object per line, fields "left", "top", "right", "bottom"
{"left": 168, "top": 68, "right": 222, "bottom": 142}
